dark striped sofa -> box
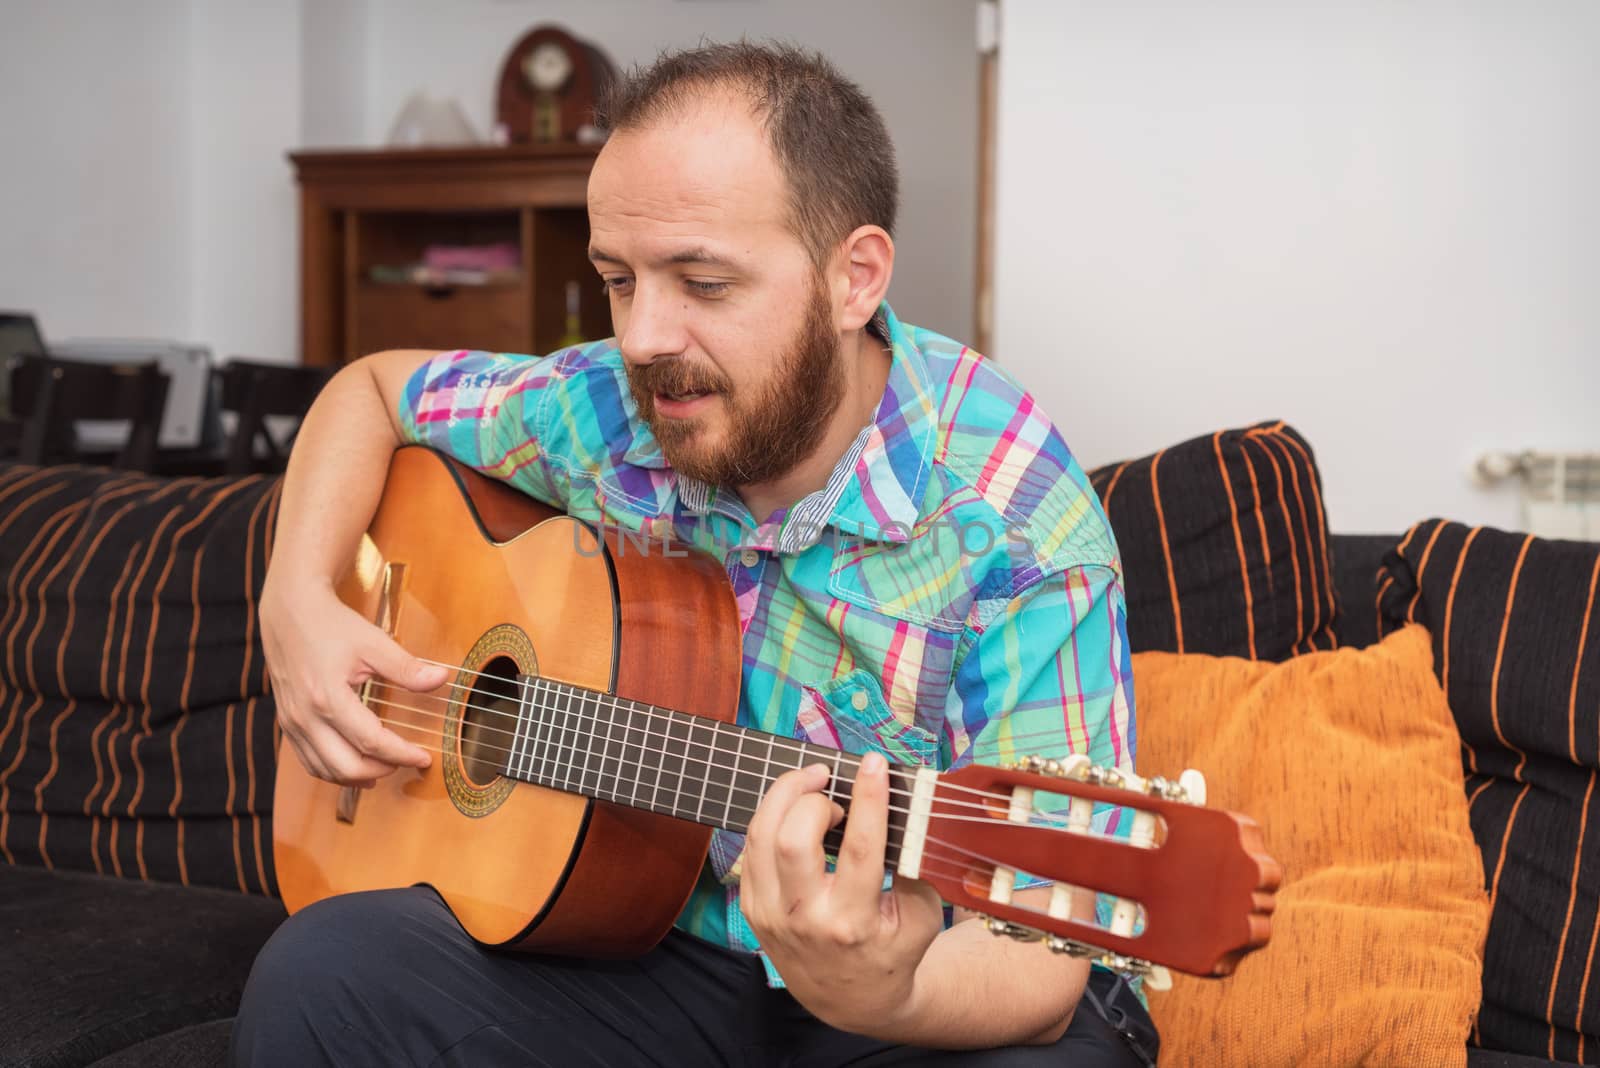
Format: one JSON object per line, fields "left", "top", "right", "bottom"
{"left": 0, "top": 423, "right": 1593, "bottom": 1066}
{"left": 0, "top": 463, "right": 283, "bottom": 1066}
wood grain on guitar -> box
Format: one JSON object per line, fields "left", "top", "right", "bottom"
{"left": 273, "top": 447, "right": 1281, "bottom": 978}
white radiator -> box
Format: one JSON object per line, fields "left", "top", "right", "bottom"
{"left": 1477, "top": 452, "right": 1600, "bottom": 541}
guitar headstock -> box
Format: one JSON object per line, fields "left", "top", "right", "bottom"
{"left": 908, "top": 755, "right": 1279, "bottom": 984}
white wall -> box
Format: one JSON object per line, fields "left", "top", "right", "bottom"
{"left": 0, "top": 2, "right": 196, "bottom": 342}
{"left": 188, "top": 2, "right": 302, "bottom": 364}
{"left": 994, "top": 0, "right": 1600, "bottom": 534}
{"left": 1, "top": 0, "right": 978, "bottom": 368}
{"left": 0, "top": 0, "right": 302, "bottom": 363}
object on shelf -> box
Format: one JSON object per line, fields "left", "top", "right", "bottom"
{"left": 423, "top": 242, "right": 520, "bottom": 273}
{"left": 496, "top": 25, "right": 617, "bottom": 145}
{"left": 368, "top": 264, "right": 522, "bottom": 288}
{"left": 387, "top": 92, "right": 481, "bottom": 147}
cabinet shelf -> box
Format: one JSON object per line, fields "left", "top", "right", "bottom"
{"left": 290, "top": 145, "right": 611, "bottom": 365}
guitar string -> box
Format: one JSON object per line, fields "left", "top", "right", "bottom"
{"left": 342, "top": 721, "right": 1142, "bottom": 909}
{"left": 400, "top": 659, "right": 1124, "bottom": 812}
{"left": 410, "top": 657, "right": 1098, "bottom": 801}
{"left": 364, "top": 674, "right": 1100, "bottom": 824}
{"left": 361, "top": 697, "right": 1126, "bottom": 837}
{"left": 363, "top": 689, "right": 1056, "bottom": 826}
{"left": 374, "top": 707, "right": 1070, "bottom": 834}
{"left": 409, "top": 659, "right": 1075, "bottom": 809}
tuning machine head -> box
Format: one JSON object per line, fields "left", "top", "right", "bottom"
{"left": 1016, "top": 754, "right": 1209, "bottom": 806}
{"left": 982, "top": 915, "right": 1174, "bottom": 989}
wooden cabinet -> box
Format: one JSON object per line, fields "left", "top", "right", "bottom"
{"left": 289, "top": 145, "right": 611, "bottom": 366}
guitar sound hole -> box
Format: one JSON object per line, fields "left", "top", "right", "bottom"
{"left": 459, "top": 655, "right": 522, "bottom": 787}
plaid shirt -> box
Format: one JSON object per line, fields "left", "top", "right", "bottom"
{"left": 398, "top": 303, "right": 1136, "bottom": 985}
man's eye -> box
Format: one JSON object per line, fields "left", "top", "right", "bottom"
{"left": 686, "top": 279, "right": 730, "bottom": 296}
{"left": 600, "top": 277, "right": 633, "bottom": 295}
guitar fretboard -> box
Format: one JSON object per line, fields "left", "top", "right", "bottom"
{"left": 493, "top": 675, "right": 915, "bottom": 865}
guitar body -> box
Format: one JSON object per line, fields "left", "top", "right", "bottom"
{"left": 272, "top": 447, "right": 743, "bottom": 955}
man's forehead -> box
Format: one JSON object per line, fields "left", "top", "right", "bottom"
{"left": 588, "top": 98, "right": 788, "bottom": 236}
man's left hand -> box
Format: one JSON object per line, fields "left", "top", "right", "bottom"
{"left": 739, "top": 751, "right": 946, "bottom": 1037}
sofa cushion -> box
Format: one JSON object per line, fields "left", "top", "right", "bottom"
{"left": 1379, "top": 520, "right": 1600, "bottom": 1063}
{"left": 87, "top": 1018, "right": 235, "bottom": 1067}
{"left": 1134, "top": 626, "right": 1490, "bottom": 1068}
{"left": 0, "top": 463, "right": 282, "bottom": 895}
{"left": 1088, "top": 421, "right": 1339, "bottom": 660}
{"left": 1330, "top": 532, "right": 1399, "bottom": 650}
{"left": 0, "top": 862, "right": 283, "bottom": 1066}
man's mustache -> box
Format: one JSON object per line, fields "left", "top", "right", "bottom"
{"left": 627, "top": 359, "right": 732, "bottom": 398}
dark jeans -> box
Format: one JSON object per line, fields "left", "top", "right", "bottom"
{"left": 231, "top": 886, "right": 1158, "bottom": 1067}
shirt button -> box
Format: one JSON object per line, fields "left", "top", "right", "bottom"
{"left": 740, "top": 549, "right": 760, "bottom": 568}
{"left": 851, "top": 689, "right": 870, "bottom": 711}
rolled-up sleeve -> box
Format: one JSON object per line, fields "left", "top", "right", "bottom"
{"left": 947, "top": 563, "right": 1137, "bottom": 886}
{"left": 397, "top": 348, "right": 570, "bottom": 508}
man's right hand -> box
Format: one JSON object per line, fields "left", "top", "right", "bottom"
{"left": 261, "top": 578, "right": 450, "bottom": 788}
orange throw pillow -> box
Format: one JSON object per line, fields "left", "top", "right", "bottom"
{"left": 1134, "top": 625, "right": 1489, "bottom": 1068}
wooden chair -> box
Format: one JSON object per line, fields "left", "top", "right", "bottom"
{"left": 218, "top": 359, "right": 335, "bottom": 475}
{"left": 7, "top": 355, "right": 170, "bottom": 471}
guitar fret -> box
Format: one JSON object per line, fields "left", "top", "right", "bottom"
{"left": 578, "top": 690, "right": 598, "bottom": 797}
{"left": 523, "top": 677, "right": 544, "bottom": 785}
{"left": 664, "top": 714, "right": 689, "bottom": 818}
{"left": 517, "top": 676, "right": 536, "bottom": 780}
{"left": 623, "top": 699, "right": 643, "bottom": 811}
{"left": 579, "top": 689, "right": 597, "bottom": 796}
{"left": 585, "top": 687, "right": 601, "bottom": 796}
{"left": 560, "top": 684, "right": 578, "bottom": 794}
{"left": 723, "top": 732, "right": 773, "bottom": 835}
{"left": 644, "top": 705, "right": 664, "bottom": 814}
{"left": 598, "top": 692, "right": 619, "bottom": 799}
{"left": 724, "top": 725, "right": 745, "bottom": 830}
{"left": 689, "top": 717, "right": 716, "bottom": 823}
{"left": 571, "top": 688, "right": 589, "bottom": 795}
{"left": 536, "top": 678, "right": 556, "bottom": 788}
{"left": 506, "top": 675, "right": 526, "bottom": 779}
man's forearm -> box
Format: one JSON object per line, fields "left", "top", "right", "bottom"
{"left": 872, "top": 910, "right": 1088, "bottom": 1049}
{"left": 266, "top": 350, "right": 435, "bottom": 595}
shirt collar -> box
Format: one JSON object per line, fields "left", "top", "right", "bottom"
{"left": 664, "top": 302, "right": 938, "bottom": 548}
{"left": 822, "top": 302, "right": 937, "bottom": 545}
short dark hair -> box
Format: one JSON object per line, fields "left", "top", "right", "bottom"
{"left": 595, "top": 40, "right": 899, "bottom": 269}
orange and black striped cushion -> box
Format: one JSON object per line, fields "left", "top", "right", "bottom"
{"left": 1378, "top": 519, "right": 1600, "bottom": 1064}
{"left": 0, "top": 462, "right": 282, "bottom": 896}
{"left": 1088, "top": 421, "right": 1340, "bottom": 660}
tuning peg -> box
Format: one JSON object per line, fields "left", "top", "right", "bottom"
{"left": 982, "top": 916, "right": 1044, "bottom": 943}
{"left": 1179, "top": 768, "right": 1207, "bottom": 806}
{"left": 1042, "top": 934, "right": 1102, "bottom": 959}
{"left": 991, "top": 921, "right": 1176, "bottom": 987}
{"left": 1043, "top": 936, "right": 1172, "bottom": 984}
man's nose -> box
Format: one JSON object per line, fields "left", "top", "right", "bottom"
{"left": 618, "top": 283, "right": 689, "bottom": 367}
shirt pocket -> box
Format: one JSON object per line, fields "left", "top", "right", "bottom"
{"left": 796, "top": 668, "right": 941, "bottom": 768}
{"left": 825, "top": 537, "right": 977, "bottom": 634}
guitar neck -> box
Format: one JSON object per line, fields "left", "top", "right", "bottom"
{"left": 494, "top": 676, "right": 918, "bottom": 865}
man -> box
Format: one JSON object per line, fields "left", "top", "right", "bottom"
{"left": 234, "top": 42, "right": 1157, "bottom": 1067}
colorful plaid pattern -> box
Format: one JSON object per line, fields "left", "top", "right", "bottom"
{"left": 399, "top": 303, "right": 1135, "bottom": 985}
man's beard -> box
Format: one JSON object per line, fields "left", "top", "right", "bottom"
{"left": 626, "top": 278, "right": 847, "bottom": 489}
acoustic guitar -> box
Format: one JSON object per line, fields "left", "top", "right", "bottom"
{"left": 273, "top": 446, "right": 1280, "bottom": 983}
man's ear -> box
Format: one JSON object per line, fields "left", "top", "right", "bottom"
{"left": 835, "top": 225, "right": 895, "bottom": 332}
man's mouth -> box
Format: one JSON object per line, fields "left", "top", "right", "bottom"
{"left": 653, "top": 390, "right": 719, "bottom": 416}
